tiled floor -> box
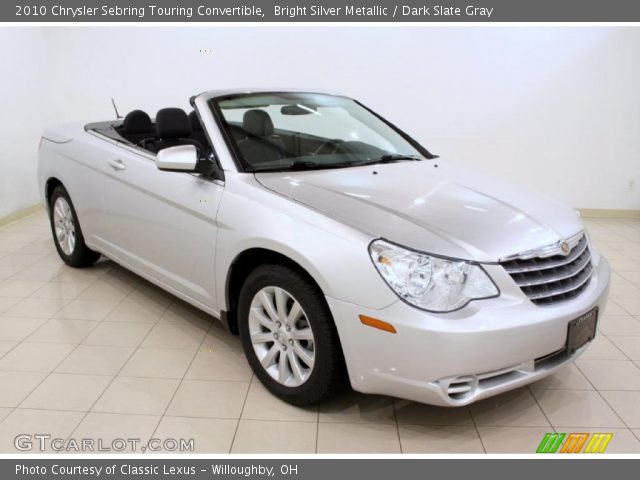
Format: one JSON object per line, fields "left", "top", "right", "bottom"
{"left": 1, "top": 210, "right": 640, "bottom": 453}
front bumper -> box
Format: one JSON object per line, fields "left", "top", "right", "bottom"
{"left": 327, "top": 255, "right": 610, "bottom": 406}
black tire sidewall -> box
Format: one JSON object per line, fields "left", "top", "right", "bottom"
{"left": 238, "top": 264, "right": 345, "bottom": 406}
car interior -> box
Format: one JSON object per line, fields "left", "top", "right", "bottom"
{"left": 220, "top": 107, "right": 389, "bottom": 170}
{"left": 233, "top": 109, "right": 287, "bottom": 166}
{"left": 116, "top": 106, "right": 331, "bottom": 164}
{"left": 116, "top": 108, "right": 208, "bottom": 157}
{"left": 113, "top": 106, "right": 386, "bottom": 171}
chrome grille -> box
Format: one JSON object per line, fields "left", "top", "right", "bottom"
{"left": 501, "top": 234, "right": 593, "bottom": 306}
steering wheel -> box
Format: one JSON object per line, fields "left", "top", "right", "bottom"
{"left": 313, "top": 138, "right": 345, "bottom": 156}
{"left": 137, "top": 138, "right": 155, "bottom": 150}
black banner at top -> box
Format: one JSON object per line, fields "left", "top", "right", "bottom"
{"left": 5, "top": 0, "right": 640, "bottom": 23}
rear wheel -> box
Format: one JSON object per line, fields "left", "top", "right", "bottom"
{"left": 49, "top": 185, "right": 100, "bottom": 268}
{"left": 238, "top": 263, "right": 346, "bottom": 406}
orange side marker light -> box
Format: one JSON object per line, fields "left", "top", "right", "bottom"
{"left": 359, "top": 315, "right": 397, "bottom": 334}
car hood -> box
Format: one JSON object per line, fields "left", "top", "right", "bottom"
{"left": 254, "top": 161, "right": 584, "bottom": 262}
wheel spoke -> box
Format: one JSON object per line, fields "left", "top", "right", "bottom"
{"left": 286, "top": 301, "right": 302, "bottom": 324}
{"left": 261, "top": 344, "right": 279, "bottom": 369}
{"left": 278, "top": 351, "right": 289, "bottom": 383}
{"left": 288, "top": 350, "right": 305, "bottom": 383}
{"left": 291, "top": 327, "right": 313, "bottom": 341}
{"left": 251, "top": 331, "right": 274, "bottom": 344}
{"left": 54, "top": 202, "right": 64, "bottom": 220}
{"left": 62, "top": 201, "right": 71, "bottom": 220}
{"left": 258, "top": 290, "right": 279, "bottom": 322}
{"left": 249, "top": 309, "right": 275, "bottom": 331}
{"left": 293, "top": 343, "right": 314, "bottom": 368}
{"left": 274, "top": 288, "right": 288, "bottom": 321}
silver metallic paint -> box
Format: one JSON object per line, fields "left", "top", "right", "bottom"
{"left": 37, "top": 89, "right": 610, "bottom": 405}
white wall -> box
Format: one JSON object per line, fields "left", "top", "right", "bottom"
{"left": 2, "top": 27, "right": 639, "bottom": 217}
{"left": 0, "top": 29, "right": 45, "bottom": 218}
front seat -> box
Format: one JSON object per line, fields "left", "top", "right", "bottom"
{"left": 149, "top": 108, "right": 204, "bottom": 154}
{"left": 237, "top": 109, "right": 284, "bottom": 166}
{"left": 121, "top": 110, "right": 155, "bottom": 145}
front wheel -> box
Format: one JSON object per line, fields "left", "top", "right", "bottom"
{"left": 238, "top": 264, "right": 346, "bottom": 406}
{"left": 49, "top": 185, "right": 101, "bottom": 268}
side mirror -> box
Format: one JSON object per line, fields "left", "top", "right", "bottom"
{"left": 156, "top": 145, "right": 198, "bottom": 172}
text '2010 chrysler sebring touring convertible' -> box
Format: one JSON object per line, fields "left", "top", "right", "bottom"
{"left": 38, "top": 90, "right": 610, "bottom": 406}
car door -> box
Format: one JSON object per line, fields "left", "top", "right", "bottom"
{"left": 55, "top": 134, "right": 114, "bottom": 249}
{"left": 99, "top": 143, "right": 223, "bottom": 311}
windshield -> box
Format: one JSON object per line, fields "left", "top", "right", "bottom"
{"left": 211, "top": 92, "right": 429, "bottom": 172}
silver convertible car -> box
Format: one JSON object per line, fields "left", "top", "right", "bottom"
{"left": 38, "top": 89, "right": 610, "bottom": 406}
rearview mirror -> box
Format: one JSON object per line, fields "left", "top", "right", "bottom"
{"left": 156, "top": 145, "right": 198, "bottom": 172}
{"left": 281, "top": 104, "right": 316, "bottom": 115}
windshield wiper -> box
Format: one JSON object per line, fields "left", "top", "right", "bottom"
{"left": 381, "top": 154, "right": 423, "bottom": 162}
{"left": 288, "top": 160, "right": 355, "bottom": 171}
{"left": 253, "top": 155, "right": 424, "bottom": 173}
{"left": 290, "top": 160, "right": 319, "bottom": 170}
{"left": 355, "top": 154, "right": 423, "bottom": 167}
{"left": 288, "top": 155, "right": 421, "bottom": 170}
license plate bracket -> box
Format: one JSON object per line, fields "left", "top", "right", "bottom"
{"left": 566, "top": 307, "right": 598, "bottom": 354}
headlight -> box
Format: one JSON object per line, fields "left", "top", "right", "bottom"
{"left": 369, "top": 239, "right": 499, "bottom": 313}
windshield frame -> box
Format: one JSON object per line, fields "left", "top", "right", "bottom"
{"left": 209, "top": 91, "right": 436, "bottom": 174}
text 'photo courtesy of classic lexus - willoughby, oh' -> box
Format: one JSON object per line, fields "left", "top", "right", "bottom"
{"left": 37, "top": 90, "right": 609, "bottom": 407}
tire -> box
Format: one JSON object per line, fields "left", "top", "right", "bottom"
{"left": 238, "top": 263, "right": 346, "bottom": 406}
{"left": 49, "top": 185, "right": 101, "bottom": 268}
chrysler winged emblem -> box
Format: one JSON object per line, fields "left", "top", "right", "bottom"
{"left": 560, "top": 241, "right": 571, "bottom": 255}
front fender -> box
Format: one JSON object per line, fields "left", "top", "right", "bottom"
{"left": 214, "top": 173, "right": 398, "bottom": 311}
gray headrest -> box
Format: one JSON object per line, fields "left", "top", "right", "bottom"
{"left": 243, "top": 109, "right": 274, "bottom": 138}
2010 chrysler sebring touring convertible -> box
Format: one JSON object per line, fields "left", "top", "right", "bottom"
{"left": 38, "top": 89, "right": 610, "bottom": 407}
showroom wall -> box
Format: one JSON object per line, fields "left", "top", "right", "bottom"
{"left": 2, "top": 27, "right": 639, "bottom": 219}
{"left": 0, "top": 29, "right": 45, "bottom": 218}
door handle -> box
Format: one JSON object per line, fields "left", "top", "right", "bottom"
{"left": 108, "top": 159, "right": 126, "bottom": 171}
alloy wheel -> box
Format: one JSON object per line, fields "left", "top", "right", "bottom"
{"left": 53, "top": 197, "right": 76, "bottom": 255}
{"left": 248, "top": 286, "right": 316, "bottom": 387}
